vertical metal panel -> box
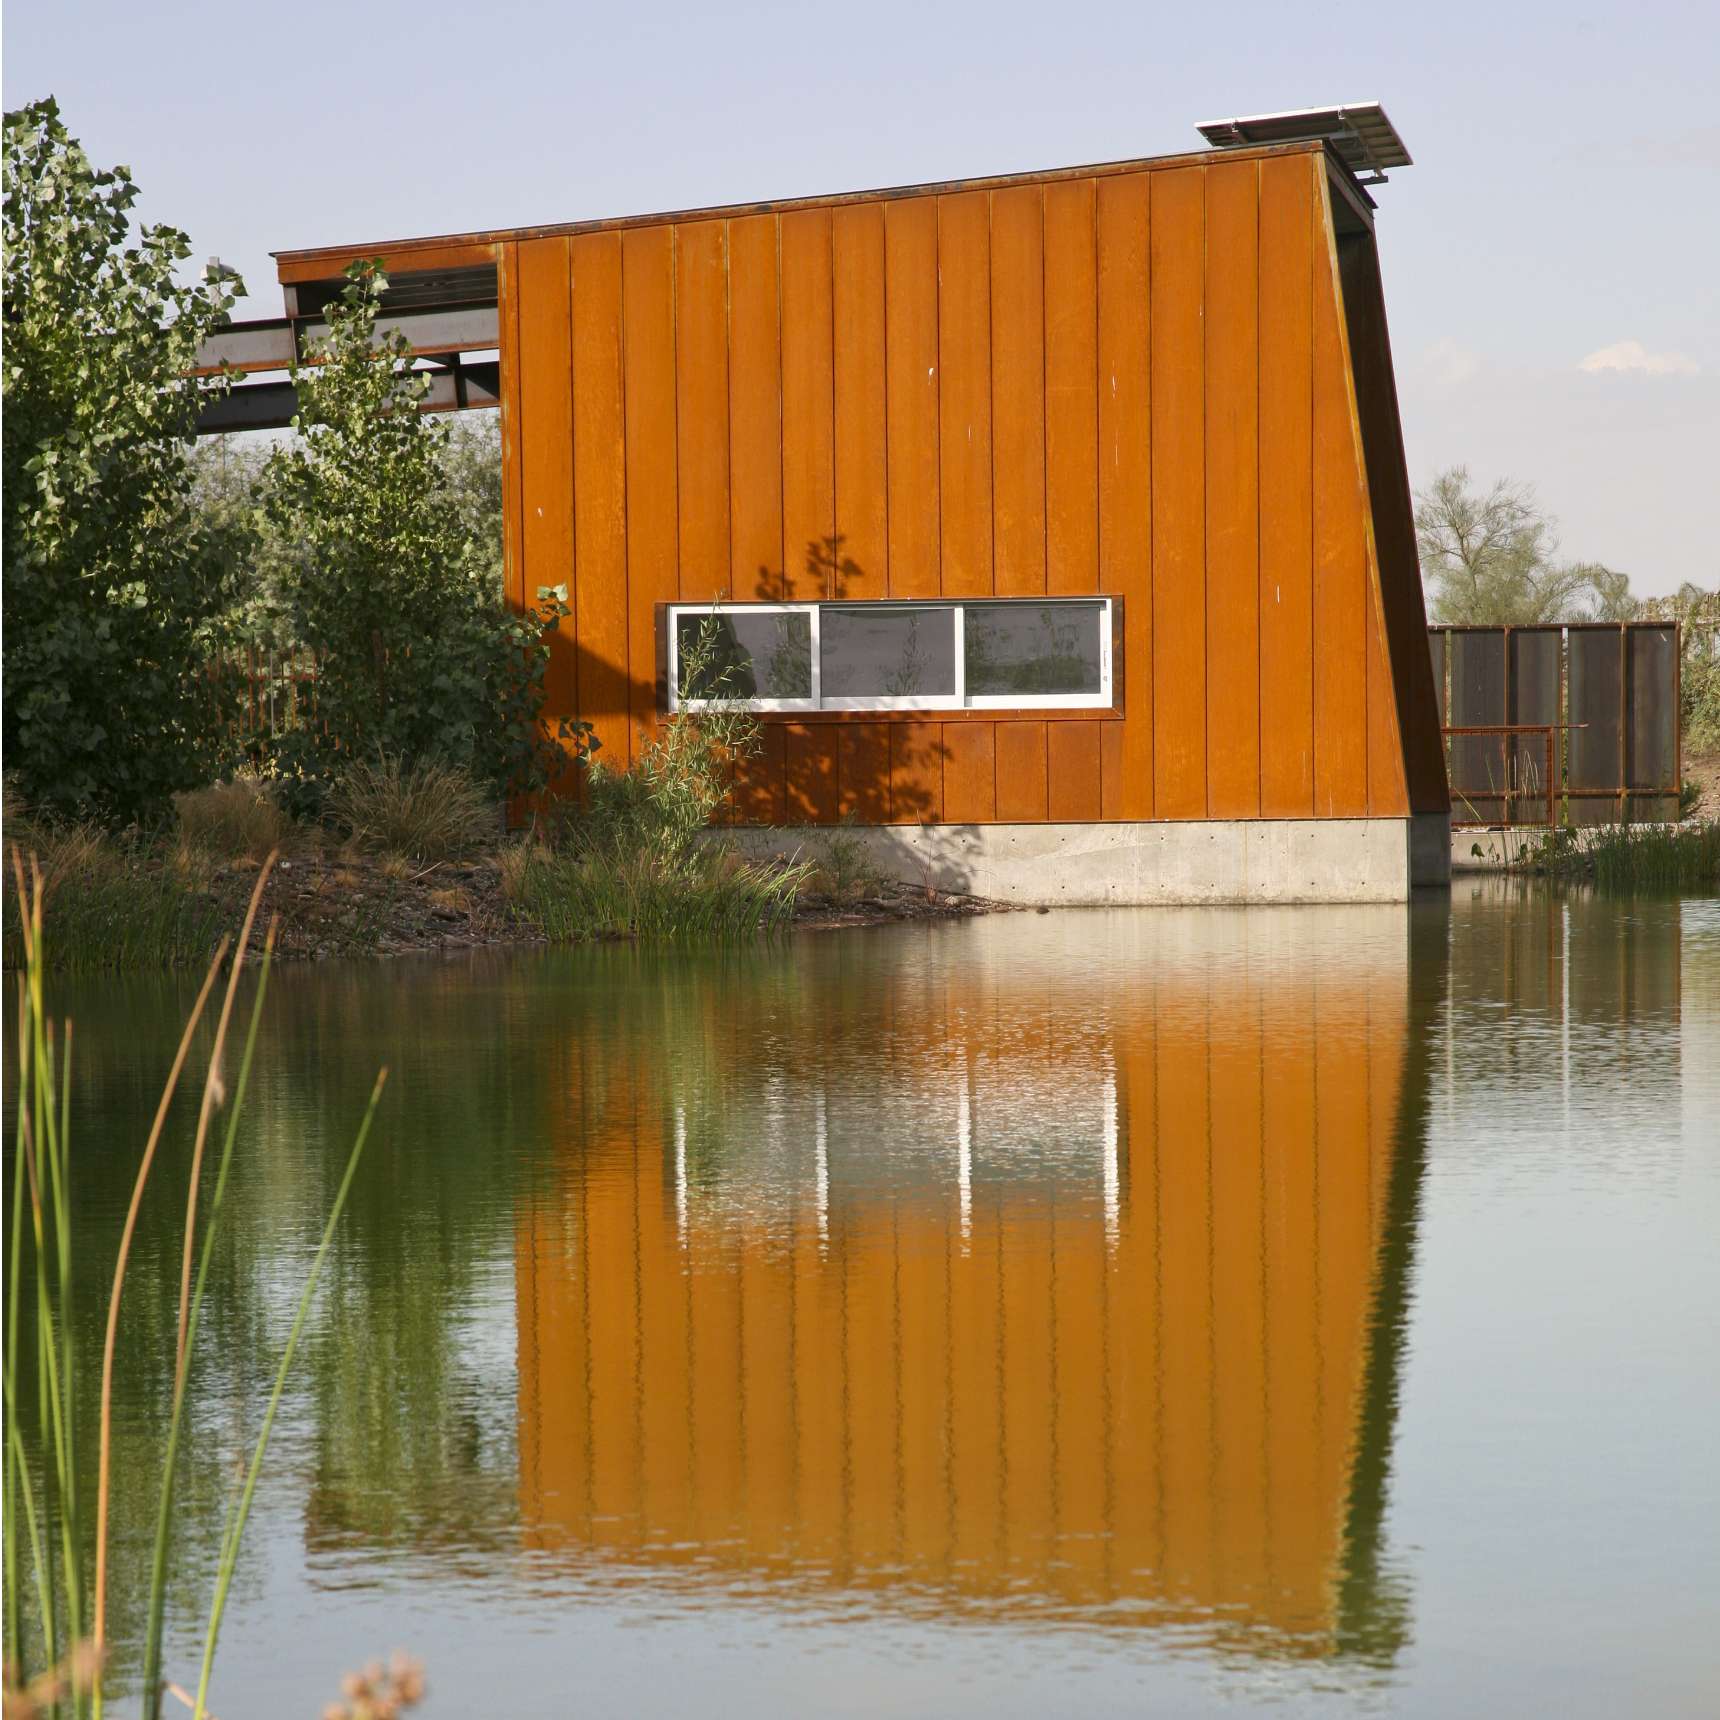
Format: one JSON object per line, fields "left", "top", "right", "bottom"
{"left": 832, "top": 204, "right": 888, "bottom": 599}
{"left": 780, "top": 209, "right": 834, "bottom": 600}
{"left": 728, "top": 214, "right": 784, "bottom": 599}
{"left": 675, "top": 220, "right": 731, "bottom": 599}
{"left": 1508, "top": 627, "right": 1561, "bottom": 801}
{"left": 785, "top": 724, "right": 839, "bottom": 822}
{"left": 515, "top": 237, "right": 577, "bottom": 766}
{"left": 889, "top": 722, "right": 944, "bottom": 823}
{"left": 937, "top": 191, "right": 993, "bottom": 598}
{"left": 1096, "top": 174, "right": 1152, "bottom": 820}
{"left": 622, "top": 226, "right": 680, "bottom": 761}
{"left": 1044, "top": 178, "right": 1099, "bottom": 597}
{"left": 990, "top": 185, "right": 1048, "bottom": 596}
{"left": 1204, "top": 158, "right": 1261, "bottom": 819}
{"left": 1627, "top": 624, "right": 1678, "bottom": 804}
{"left": 1568, "top": 626, "right": 1624, "bottom": 822}
{"left": 884, "top": 199, "right": 940, "bottom": 597}
{"left": 943, "top": 723, "right": 997, "bottom": 821}
{"left": 1448, "top": 631, "right": 1506, "bottom": 823}
{"left": 838, "top": 724, "right": 891, "bottom": 821}
{"left": 1257, "top": 155, "right": 1315, "bottom": 818}
{"left": 1149, "top": 166, "right": 1207, "bottom": 819}
{"left": 995, "top": 720, "right": 1050, "bottom": 821}
{"left": 570, "top": 232, "right": 630, "bottom": 768}
{"left": 1048, "top": 721, "right": 1103, "bottom": 821}
{"left": 1427, "top": 630, "right": 1446, "bottom": 726}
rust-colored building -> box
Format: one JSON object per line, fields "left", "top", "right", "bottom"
{"left": 254, "top": 110, "right": 1448, "bottom": 900}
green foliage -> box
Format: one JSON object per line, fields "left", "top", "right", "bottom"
{"left": 1649, "top": 583, "right": 1720, "bottom": 753}
{"left": 260, "top": 262, "right": 592, "bottom": 804}
{"left": 2, "top": 98, "right": 247, "bottom": 825}
{"left": 578, "top": 617, "right": 763, "bottom": 868}
{"left": 1415, "top": 466, "right": 1623, "bottom": 625}
{"left": 505, "top": 842, "right": 808, "bottom": 942}
{"left": 1521, "top": 819, "right": 1720, "bottom": 889}
{"left": 504, "top": 619, "right": 811, "bottom": 939}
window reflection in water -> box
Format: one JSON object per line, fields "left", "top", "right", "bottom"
{"left": 515, "top": 909, "right": 1433, "bottom": 1667}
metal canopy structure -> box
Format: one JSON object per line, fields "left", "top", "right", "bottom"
{"left": 191, "top": 264, "right": 500, "bottom": 434}
{"left": 1197, "top": 102, "right": 1412, "bottom": 184}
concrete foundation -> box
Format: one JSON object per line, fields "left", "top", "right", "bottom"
{"left": 732, "top": 813, "right": 1452, "bottom": 905}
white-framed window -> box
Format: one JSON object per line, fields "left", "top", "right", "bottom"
{"left": 667, "top": 597, "right": 1114, "bottom": 713}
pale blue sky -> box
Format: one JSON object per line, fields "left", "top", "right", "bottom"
{"left": 7, "top": 0, "right": 1717, "bottom": 593}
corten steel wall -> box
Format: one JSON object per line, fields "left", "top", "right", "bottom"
{"left": 277, "top": 142, "right": 1447, "bottom": 825}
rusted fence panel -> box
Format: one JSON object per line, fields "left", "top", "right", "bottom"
{"left": 206, "top": 646, "right": 321, "bottom": 748}
{"left": 1428, "top": 622, "right": 1680, "bottom": 827}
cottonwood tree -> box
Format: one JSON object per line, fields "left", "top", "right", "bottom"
{"left": 1414, "top": 466, "right": 1623, "bottom": 625}
{"left": 2, "top": 97, "right": 245, "bottom": 822}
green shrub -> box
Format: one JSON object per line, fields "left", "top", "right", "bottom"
{"left": 328, "top": 750, "right": 498, "bottom": 862}
{"left": 260, "top": 263, "right": 593, "bottom": 807}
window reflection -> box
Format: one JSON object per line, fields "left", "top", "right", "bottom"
{"left": 822, "top": 606, "right": 957, "bottom": 700}
{"left": 965, "top": 600, "right": 1105, "bottom": 697}
{"left": 516, "top": 910, "right": 1426, "bottom": 1669}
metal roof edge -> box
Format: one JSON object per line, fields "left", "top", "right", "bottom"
{"left": 270, "top": 138, "right": 1330, "bottom": 273}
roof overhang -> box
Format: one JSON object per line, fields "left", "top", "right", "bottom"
{"left": 1198, "top": 103, "right": 1411, "bottom": 185}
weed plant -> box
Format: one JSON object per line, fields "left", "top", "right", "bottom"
{"left": 3, "top": 852, "right": 386, "bottom": 1717}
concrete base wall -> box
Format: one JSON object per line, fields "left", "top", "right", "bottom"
{"left": 731, "top": 814, "right": 1452, "bottom": 905}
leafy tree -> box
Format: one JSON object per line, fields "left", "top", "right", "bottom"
{"left": 261, "top": 262, "right": 590, "bottom": 802}
{"left": 2, "top": 97, "right": 246, "bottom": 823}
{"left": 1414, "top": 466, "right": 1623, "bottom": 625}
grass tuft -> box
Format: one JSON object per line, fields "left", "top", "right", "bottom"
{"left": 172, "top": 776, "right": 291, "bottom": 864}
{"left": 506, "top": 842, "right": 810, "bottom": 942}
{"left": 327, "top": 752, "right": 497, "bottom": 863}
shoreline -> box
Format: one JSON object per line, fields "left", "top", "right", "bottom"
{"left": 195, "top": 851, "right": 1015, "bottom": 964}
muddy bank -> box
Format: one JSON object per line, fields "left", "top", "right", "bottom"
{"left": 204, "top": 854, "right": 1012, "bottom": 962}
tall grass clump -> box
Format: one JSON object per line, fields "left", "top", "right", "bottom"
{"left": 327, "top": 750, "right": 498, "bottom": 863}
{"left": 3, "top": 849, "right": 387, "bottom": 1718}
{"left": 1521, "top": 818, "right": 1720, "bottom": 889}
{"left": 170, "top": 778, "right": 290, "bottom": 866}
{"left": 505, "top": 617, "right": 812, "bottom": 941}
{"left": 1, "top": 792, "right": 222, "bottom": 974}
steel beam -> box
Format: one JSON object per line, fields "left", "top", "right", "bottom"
{"left": 196, "top": 360, "right": 500, "bottom": 434}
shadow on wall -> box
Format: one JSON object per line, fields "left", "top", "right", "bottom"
{"left": 538, "top": 536, "right": 951, "bottom": 820}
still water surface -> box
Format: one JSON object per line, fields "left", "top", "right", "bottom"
{"left": 14, "top": 887, "right": 1720, "bottom": 1716}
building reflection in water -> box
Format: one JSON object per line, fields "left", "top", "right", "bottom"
{"left": 515, "top": 908, "right": 1438, "bottom": 1666}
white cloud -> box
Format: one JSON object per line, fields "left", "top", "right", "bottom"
{"left": 1417, "top": 337, "right": 1481, "bottom": 388}
{"left": 1578, "top": 339, "right": 1701, "bottom": 377}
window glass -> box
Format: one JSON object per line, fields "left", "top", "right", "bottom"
{"left": 677, "top": 610, "right": 812, "bottom": 701}
{"left": 822, "top": 606, "right": 957, "bottom": 699}
{"left": 964, "top": 601, "right": 1105, "bottom": 697}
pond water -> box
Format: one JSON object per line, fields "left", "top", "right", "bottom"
{"left": 9, "top": 886, "right": 1720, "bottom": 1717}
